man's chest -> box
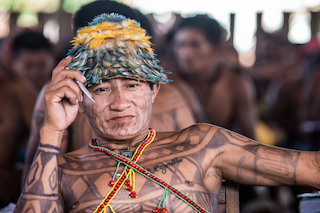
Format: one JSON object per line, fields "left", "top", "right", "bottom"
{"left": 60, "top": 151, "right": 217, "bottom": 213}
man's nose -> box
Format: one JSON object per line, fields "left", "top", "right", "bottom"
{"left": 179, "top": 46, "right": 193, "bottom": 59}
{"left": 109, "top": 89, "right": 131, "bottom": 111}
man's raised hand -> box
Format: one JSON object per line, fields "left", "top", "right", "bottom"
{"left": 43, "top": 56, "right": 87, "bottom": 133}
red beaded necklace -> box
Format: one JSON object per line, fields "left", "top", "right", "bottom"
{"left": 89, "top": 128, "right": 209, "bottom": 213}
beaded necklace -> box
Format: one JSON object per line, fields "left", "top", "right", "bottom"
{"left": 89, "top": 128, "right": 209, "bottom": 213}
{"left": 94, "top": 137, "right": 144, "bottom": 158}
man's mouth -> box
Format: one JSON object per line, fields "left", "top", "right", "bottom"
{"left": 110, "top": 115, "right": 134, "bottom": 122}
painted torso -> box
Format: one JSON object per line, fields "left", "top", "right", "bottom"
{"left": 59, "top": 125, "right": 222, "bottom": 213}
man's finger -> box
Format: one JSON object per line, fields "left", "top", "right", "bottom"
{"left": 51, "top": 56, "right": 73, "bottom": 79}
{"left": 47, "top": 78, "right": 83, "bottom": 102}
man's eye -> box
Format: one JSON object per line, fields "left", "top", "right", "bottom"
{"left": 96, "top": 87, "right": 109, "bottom": 92}
{"left": 127, "top": 84, "right": 137, "bottom": 88}
{"left": 191, "top": 42, "right": 200, "bottom": 48}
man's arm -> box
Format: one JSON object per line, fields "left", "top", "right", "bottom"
{"left": 22, "top": 83, "right": 70, "bottom": 187}
{"left": 15, "top": 57, "right": 85, "bottom": 212}
{"left": 212, "top": 127, "right": 320, "bottom": 189}
{"left": 15, "top": 132, "right": 64, "bottom": 212}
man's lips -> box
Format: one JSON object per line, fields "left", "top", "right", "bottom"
{"left": 110, "top": 115, "right": 134, "bottom": 122}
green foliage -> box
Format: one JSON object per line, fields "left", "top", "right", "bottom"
{"left": 0, "top": 0, "right": 59, "bottom": 13}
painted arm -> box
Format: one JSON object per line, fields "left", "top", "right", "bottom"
{"left": 15, "top": 57, "right": 85, "bottom": 212}
{"left": 211, "top": 127, "right": 320, "bottom": 190}
{"left": 22, "top": 83, "right": 70, "bottom": 187}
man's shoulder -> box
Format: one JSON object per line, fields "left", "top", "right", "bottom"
{"left": 156, "top": 123, "right": 220, "bottom": 139}
{"left": 154, "top": 123, "right": 226, "bottom": 155}
{"left": 59, "top": 145, "right": 94, "bottom": 162}
{"left": 220, "top": 70, "right": 255, "bottom": 97}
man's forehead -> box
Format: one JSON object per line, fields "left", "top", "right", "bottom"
{"left": 102, "top": 78, "right": 144, "bottom": 83}
{"left": 91, "top": 77, "right": 147, "bottom": 86}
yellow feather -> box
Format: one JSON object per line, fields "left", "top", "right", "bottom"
{"left": 89, "top": 38, "right": 104, "bottom": 49}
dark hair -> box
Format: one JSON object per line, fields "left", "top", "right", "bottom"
{"left": 11, "top": 30, "right": 52, "bottom": 58}
{"left": 173, "top": 15, "right": 225, "bottom": 45}
{"left": 73, "top": 1, "right": 135, "bottom": 31}
{"left": 149, "top": 82, "right": 155, "bottom": 90}
{"left": 73, "top": 0, "right": 152, "bottom": 36}
{"left": 133, "top": 9, "right": 154, "bottom": 38}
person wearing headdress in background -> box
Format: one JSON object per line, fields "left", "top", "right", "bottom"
{"left": 21, "top": 0, "right": 196, "bottom": 188}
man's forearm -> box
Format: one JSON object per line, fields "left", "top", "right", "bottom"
{"left": 296, "top": 152, "right": 320, "bottom": 190}
{"left": 15, "top": 127, "right": 64, "bottom": 212}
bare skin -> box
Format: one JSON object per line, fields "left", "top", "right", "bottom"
{"left": 190, "top": 70, "right": 256, "bottom": 139}
{"left": 173, "top": 28, "right": 257, "bottom": 139}
{"left": 159, "top": 55, "right": 209, "bottom": 123}
{"left": 22, "top": 67, "right": 195, "bottom": 186}
{"left": 150, "top": 83, "right": 195, "bottom": 131}
{"left": 14, "top": 57, "right": 320, "bottom": 213}
{"left": 12, "top": 49, "right": 55, "bottom": 92}
{"left": 24, "top": 82, "right": 194, "bottom": 153}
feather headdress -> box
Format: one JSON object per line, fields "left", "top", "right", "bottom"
{"left": 67, "top": 13, "right": 171, "bottom": 87}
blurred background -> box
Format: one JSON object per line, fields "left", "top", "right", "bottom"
{"left": 1, "top": 0, "right": 320, "bottom": 66}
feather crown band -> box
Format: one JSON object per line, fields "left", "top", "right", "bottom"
{"left": 67, "top": 13, "right": 171, "bottom": 87}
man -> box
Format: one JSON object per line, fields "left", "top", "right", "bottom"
{"left": 15, "top": 13, "right": 320, "bottom": 213}
{"left": 170, "top": 15, "right": 257, "bottom": 139}
{"left": 168, "top": 18, "right": 259, "bottom": 208}
{"left": 0, "top": 30, "right": 55, "bottom": 208}
{"left": 10, "top": 30, "right": 56, "bottom": 94}
{"left": 22, "top": 0, "right": 195, "bottom": 188}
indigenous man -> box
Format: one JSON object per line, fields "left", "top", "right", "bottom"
{"left": 10, "top": 30, "right": 56, "bottom": 95}
{"left": 22, "top": 0, "right": 195, "bottom": 186}
{"left": 171, "top": 15, "right": 257, "bottom": 139}
{"left": 15, "top": 13, "right": 320, "bottom": 213}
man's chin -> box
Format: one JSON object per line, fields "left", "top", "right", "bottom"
{"left": 105, "top": 125, "right": 145, "bottom": 139}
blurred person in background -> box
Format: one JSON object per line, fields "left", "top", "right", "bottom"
{"left": 166, "top": 14, "right": 285, "bottom": 212}
{"left": 10, "top": 30, "right": 56, "bottom": 95}
{"left": 170, "top": 15, "right": 257, "bottom": 140}
{"left": 0, "top": 30, "right": 55, "bottom": 208}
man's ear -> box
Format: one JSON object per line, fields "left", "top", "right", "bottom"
{"left": 79, "top": 102, "right": 85, "bottom": 114}
{"left": 151, "top": 83, "right": 160, "bottom": 103}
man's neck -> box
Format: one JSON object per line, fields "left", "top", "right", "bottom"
{"left": 94, "top": 128, "right": 150, "bottom": 150}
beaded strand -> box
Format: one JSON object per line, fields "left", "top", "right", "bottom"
{"left": 89, "top": 128, "right": 209, "bottom": 213}
{"left": 90, "top": 129, "right": 155, "bottom": 213}
{"left": 92, "top": 147, "right": 210, "bottom": 213}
